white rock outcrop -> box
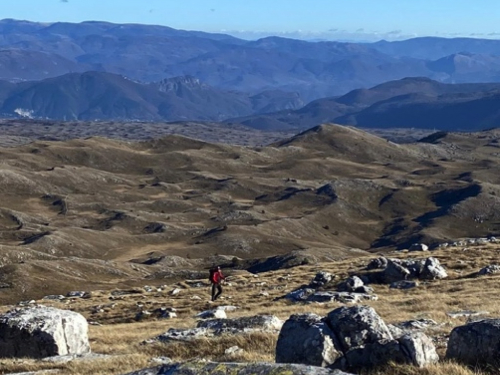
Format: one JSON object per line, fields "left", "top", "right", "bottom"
{"left": 0, "top": 306, "right": 90, "bottom": 358}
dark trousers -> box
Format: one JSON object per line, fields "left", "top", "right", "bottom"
{"left": 211, "top": 283, "right": 222, "bottom": 301}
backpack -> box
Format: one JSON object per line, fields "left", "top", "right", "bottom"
{"left": 209, "top": 268, "right": 217, "bottom": 283}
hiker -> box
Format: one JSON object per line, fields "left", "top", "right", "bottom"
{"left": 209, "top": 266, "right": 225, "bottom": 301}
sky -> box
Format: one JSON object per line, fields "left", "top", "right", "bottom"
{"left": 2, "top": 0, "right": 500, "bottom": 41}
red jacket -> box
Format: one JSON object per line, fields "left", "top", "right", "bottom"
{"left": 211, "top": 270, "right": 224, "bottom": 283}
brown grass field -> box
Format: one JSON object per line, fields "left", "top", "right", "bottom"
{"left": 1, "top": 243, "right": 500, "bottom": 374}
{"left": 0, "top": 123, "right": 500, "bottom": 373}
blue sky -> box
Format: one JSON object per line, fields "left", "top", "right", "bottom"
{"left": 3, "top": 0, "right": 500, "bottom": 41}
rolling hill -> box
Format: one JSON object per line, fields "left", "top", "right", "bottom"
{"left": 0, "top": 124, "right": 498, "bottom": 302}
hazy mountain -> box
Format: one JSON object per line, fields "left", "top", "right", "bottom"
{"left": 0, "top": 72, "right": 304, "bottom": 121}
{"left": 370, "top": 37, "right": 500, "bottom": 60}
{"left": 227, "top": 77, "right": 500, "bottom": 131}
{"left": 6, "top": 19, "right": 500, "bottom": 102}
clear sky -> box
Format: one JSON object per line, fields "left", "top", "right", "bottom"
{"left": 3, "top": 0, "right": 500, "bottom": 41}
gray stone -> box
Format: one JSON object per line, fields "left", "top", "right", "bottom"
{"left": 42, "top": 295, "right": 65, "bottom": 301}
{"left": 477, "top": 264, "right": 500, "bottom": 276}
{"left": 310, "top": 271, "right": 333, "bottom": 287}
{"left": 409, "top": 243, "right": 429, "bottom": 252}
{"left": 153, "top": 327, "right": 211, "bottom": 343}
{"left": 337, "top": 276, "right": 364, "bottom": 293}
{"left": 225, "top": 346, "right": 244, "bottom": 355}
{"left": 325, "top": 305, "right": 393, "bottom": 352}
{"left": 447, "top": 310, "right": 489, "bottom": 318}
{"left": 196, "top": 315, "right": 283, "bottom": 334}
{"left": 398, "top": 332, "right": 439, "bottom": 367}
{"left": 366, "top": 257, "right": 388, "bottom": 270}
{"left": 381, "top": 260, "right": 411, "bottom": 283}
{"left": 392, "top": 319, "right": 440, "bottom": 333}
{"left": 420, "top": 257, "right": 447, "bottom": 280}
{"left": 307, "top": 292, "right": 377, "bottom": 304}
{"left": 66, "top": 291, "right": 88, "bottom": 298}
{"left": 0, "top": 306, "right": 90, "bottom": 358}
{"left": 122, "top": 361, "right": 355, "bottom": 375}
{"left": 446, "top": 319, "right": 500, "bottom": 365}
{"left": 276, "top": 314, "right": 342, "bottom": 367}
{"left": 390, "top": 280, "right": 418, "bottom": 289}
{"left": 286, "top": 288, "right": 315, "bottom": 301}
{"left": 195, "top": 309, "right": 227, "bottom": 319}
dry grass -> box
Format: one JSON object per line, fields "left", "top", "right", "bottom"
{"left": 2, "top": 245, "right": 500, "bottom": 374}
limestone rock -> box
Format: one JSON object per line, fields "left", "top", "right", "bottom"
{"left": 196, "top": 315, "right": 283, "bottom": 334}
{"left": 366, "top": 257, "right": 388, "bottom": 270}
{"left": 478, "top": 264, "right": 500, "bottom": 276}
{"left": 195, "top": 309, "right": 227, "bottom": 319}
{"left": 0, "top": 306, "right": 90, "bottom": 358}
{"left": 390, "top": 280, "right": 418, "bottom": 289}
{"left": 446, "top": 319, "right": 500, "bottom": 365}
{"left": 310, "top": 271, "right": 333, "bottom": 287}
{"left": 276, "top": 314, "right": 342, "bottom": 367}
{"left": 420, "top": 257, "right": 447, "bottom": 280}
{"left": 381, "top": 260, "right": 411, "bottom": 283}
{"left": 153, "top": 327, "right": 211, "bottom": 343}
{"left": 285, "top": 288, "right": 315, "bottom": 301}
{"left": 325, "top": 305, "right": 393, "bottom": 352}
{"left": 398, "top": 332, "right": 439, "bottom": 367}
{"left": 409, "top": 243, "right": 429, "bottom": 252}
{"left": 337, "top": 276, "right": 364, "bottom": 293}
{"left": 123, "top": 361, "right": 355, "bottom": 375}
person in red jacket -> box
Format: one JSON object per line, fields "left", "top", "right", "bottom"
{"left": 210, "top": 266, "right": 225, "bottom": 301}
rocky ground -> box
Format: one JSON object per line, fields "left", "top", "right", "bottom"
{"left": 1, "top": 242, "right": 500, "bottom": 374}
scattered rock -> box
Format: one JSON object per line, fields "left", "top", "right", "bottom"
{"left": 66, "top": 291, "right": 88, "bottom": 298}
{"left": 170, "top": 288, "right": 181, "bottom": 296}
{"left": 307, "top": 291, "right": 377, "bottom": 304}
{"left": 225, "top": 345, "right": 244, "bottom": 356}
{"left": 477, "top": 264, "right": 500, "bottom": 276}
{"left": 0, "top": 306, "right": 90, "bottom": 358}
{"left": 310, "top": 271, "right": 333, "bottom": 287}
{"left": 409, "top": 243, "right": 429, "bottom": 252}
{"left": 277, "top": 305, "right": 438, "bottom": 371}
{"left": 152, "top": 327, "right": 211, "bottom": 343}
{"left": 276, "top": 313, "right": 342, "bottom": 367}
{"left": 366, "top": 257, "right": 388, "bottom": 270}
{"left": 337, "top": 276, "right": 364, "bottom": 293}
{"left": 196, "top": 309, "right": 227, "bottom": 319}
{"left": 196, "top": 315, "right": 283, "bottom": 334}
{"left": 122, "top": 361, "right": 354, "bottom": 375}
{"left": 390, "top": 280, "right": 418, "bottom": 289}
{"left": 447, "top": 310, "right": 490, "bottom": 319}
{"left": 420, "top": 257, "right": 447, "bottom": 280}
{"left": 446, "top": 319, "right": 500, "bottom": 365}
{"left": 42, "top": 295, "right": 65, "bottom": 301}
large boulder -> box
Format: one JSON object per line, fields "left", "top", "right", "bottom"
{"left": 420, "top": 257, "right": 447, "bottom": 280}
{"left": 398, "top": 332, "right": 439, "bottom": 367}
{"left": 277, "top": 305, "right": 438, "bottom": 371}
{"left": 381, "top": 260, "right": 411, "bottom": 283}
{"left": 0, "top": 306, "right": 90, "bottom": 358}
{"left": 123, "top": 361, "right": 355, "bottom": 375}
{"left": 446, "top": 319, "right": 500, "bottom": 366}
{"left": 276, "top": 314, "right": 342, "bottom": 367}
{"left": 325, "top": 305, "right": 393, "bottom": 352}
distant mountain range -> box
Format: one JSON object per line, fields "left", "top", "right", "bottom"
{"left": 4, "top": 19, "right": 500, "bottom": 130}
{"left": 5, "top": 19, "right": 500, "bottom": 103}
{"left": 0, "top": 72, "right": 304, "bottom": 121}
{"left": 228, "top": 77, "right": 500, "bottom": 131}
